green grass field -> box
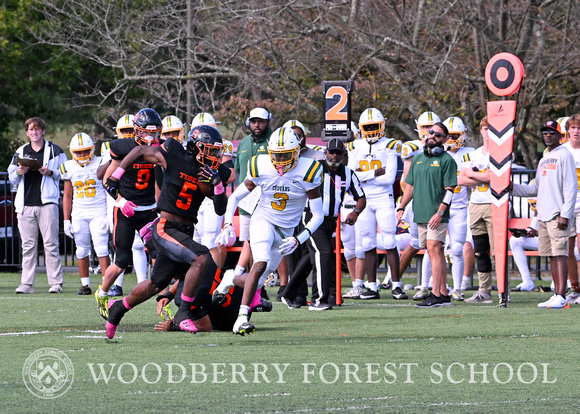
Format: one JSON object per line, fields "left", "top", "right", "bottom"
{"left": 2, "top": 271, "right": 580, "bottom": 413}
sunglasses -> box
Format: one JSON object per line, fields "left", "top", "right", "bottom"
{"left": 327, "top": 149, "right": 344, "bottom": 155}
{"left": 542, "top": 130, "right": 557, "bottom": 135}
{"left": 428, "top": 129, "right": 445, "bottom": 138}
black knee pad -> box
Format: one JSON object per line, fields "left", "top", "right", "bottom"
{"left": 473, "top": 234, "right": 492, "bottom": 272}
{"left": 114, "top": 249, "right": 131, "bottom": 269}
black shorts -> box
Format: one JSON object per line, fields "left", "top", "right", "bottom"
{"left": 112, "top": 208, "right": 158, "bottom": 268}
{"left": 150, "top": 218, "right": 209, "bottom": 289}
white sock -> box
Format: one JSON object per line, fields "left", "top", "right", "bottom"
{"left": 368, "top": 282, "right": 378, "bottom": 292}
{"left": 217, "top": 270, "right": 236, "bottom": 294}
{"left": 98, "top": 287, "right": 108, "bottom": 297}
{"left": 81, "top": 277, "right": 90, "bottom": 287}
{"left": 392, "top": 281, "right": 401, "bottom": 289}
{"left": 354, "top": 279, "right": 364, "bottom": 288}
{"left": 116, "top": 272, "right": 124, "bottom": 288}
{"left": 234, "top": 265, "right": 246, "bottom": 276}
{"left": 239, "top": 305, "right": 250, "bottom": 319}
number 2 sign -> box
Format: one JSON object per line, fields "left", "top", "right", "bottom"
{"left": 322, "top": 81, "right": 354, "bottom": 141}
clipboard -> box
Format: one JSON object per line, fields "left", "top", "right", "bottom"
{"left": 16, "top": 156, "right": 42, "bottom": 170}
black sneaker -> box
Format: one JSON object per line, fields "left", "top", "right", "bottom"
{"left": 254, "top": 298, "right": 273, "bottom": 312}
{"left": 308, "top": 302, "right": 332, "bottom": 311}
{"left": 296, "top": 296, "right": 308, "bottom": 307}
{"left": 440, "top": 295, "right": 453, "bottom": 307}
{"left": 359, "top": 288, "right": 380, "bottom": 300}
{"left": 415, "top": 293, "right": 443, "bottom": 308}
{"left": 108, "top": 285, "right": 123, "bottom": 297}
{"left": 392, "top": 287, "right": 408, "bottom": 300}
{"left": 76, "top": 285, "right": 92, "bottom": 295}
{"left": 281, "top": 297, "right": 302, "bottom": 309}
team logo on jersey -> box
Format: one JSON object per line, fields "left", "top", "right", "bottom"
{"left": 431, "top": 160, "right": 440, "bottom": 166}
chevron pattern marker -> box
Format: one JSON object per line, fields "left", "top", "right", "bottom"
{"left": 485, "top": 53, "right": 525, "bottom": 305}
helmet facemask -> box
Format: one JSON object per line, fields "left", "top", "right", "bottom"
{"left": 359, "top": 121, "right": 385, "bottom": 143}
{"left": 195, "top": 141, "right": 224, "bottom": 169}
{"left": 71, "top": 147, "right": 95, "bottom": 167}
{"left": 135, "top": 126, "right": 161, "bottom": 146}
{"left": 269, "top": 147, "right": 300, "bottom": 175}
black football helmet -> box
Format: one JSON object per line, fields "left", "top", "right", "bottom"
{"left": 134, "top": 108, "right": 162, "bottom": 146}
{"left": 186, "top": 125, "right": 224, "bottom": 169}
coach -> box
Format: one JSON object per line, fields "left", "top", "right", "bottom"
{"left": 397, "top": 122, "right": 457, "bottom": 307}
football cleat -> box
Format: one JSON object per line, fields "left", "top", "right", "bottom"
{"left": 178, "top": 319, "right": 198, "bottom": 333}
{"left": 233, "top": 322, "right": 255, "bottom": 336}
{"left": 108, "top": 285, "right": 123, "bottom": 297}
{"left": 76, "top": 285, "right": 92, "bottom": 295}
{"left": 212, "top": 290, "right": 227, "bottom": 306}
{"left": 392, "top": 287, "right": 408, "bottom": 300}
{"left": 160, "top": 304, "right": 173, "bottom": 321}
{"left": 95, "top": 286, "right": 110, "bottom": 320}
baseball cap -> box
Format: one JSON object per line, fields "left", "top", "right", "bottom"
{"left": 540, "top": 120, "right": 559, "bottom": 132}
{"left": 248, "top": 107, "right": 271, "bottom": 120}
{"left": 326, "top": 138, "right": 345, "bottom": 153}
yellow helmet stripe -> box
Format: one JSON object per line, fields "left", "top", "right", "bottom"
{"left": 125, "top": 115, "right": 131, "bottom": 125}
{"left": 278, "top": 128, "right": 285, "bottom": 147}
{"left": 449, "top": 118, "right": 454, "bottom": 129}
{"left": 428, "top": 112, "right": 433, "bottom": 122}
{"left": 367, "top": 109, "right": 372, "bottom": 120}
{"left": 77, "top": 133, "right": 83, "bottom": 146}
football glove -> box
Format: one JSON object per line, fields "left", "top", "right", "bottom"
{"left": 198, "top": 165, "right": 221, "bottom": 187}
{"left": 279, "top": 237, "right": 299, "bottom": 256}
{"left": 215, "top": 223, "right": 236, "bottom": 247}
{"left": 63, "top": 220, "right": 74, "bottom": 239}
{"left": 119, "top": 197, "right": 137, "bottom": 218}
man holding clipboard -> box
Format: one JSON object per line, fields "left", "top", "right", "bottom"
{"left": 7, "top": 117, "right": 68, "bottom": 294}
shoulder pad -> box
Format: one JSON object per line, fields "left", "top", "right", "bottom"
{"left": 462, "top": 153, "right": 471, "bottom": 162}
{"left": 386, "top": 139, "right": 402, "bottom": 154}
{"left": 347, "top": 141, "right": 356, "bottom": 151}
{"left": 249, "top": 155, "right": 260, "bottom": 178}
{"left": 304, "top": 160, "right": 322, "bottom": 183}
{"left": 59, "top": 163, "right": 68, "bottom": 175}
{"left": 404, "top": 141, "right": 419, "bottom": 151}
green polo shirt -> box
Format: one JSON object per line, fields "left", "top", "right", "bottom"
{"left": 405, "top": 151, "right": 457, "bottom": 223}
{"left": 234, "top": 129, "right": 272, "bottom": 214}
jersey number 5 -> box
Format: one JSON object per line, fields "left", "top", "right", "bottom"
{"left": 176, "top": 181, "right": 199, "bottom": 210}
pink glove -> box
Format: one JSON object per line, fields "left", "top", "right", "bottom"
{"left": 119, "top": 198, "right": 137, "bottom": 217}
{"left": 139, "top": 218, "right": 159, "bottom": 244}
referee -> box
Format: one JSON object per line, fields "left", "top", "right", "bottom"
{"left": 282, "top": 138, "right": 366, "bottom": 310}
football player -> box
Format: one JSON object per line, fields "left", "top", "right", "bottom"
{"left": 442, "top": 116, "right": 475, "bottom": 300}
{"left": 98, "top": 114, "right": 148, "bottom": 296}
{"left": 60, "top": 133, "right": 110, "bottom": 295}
{"left": 104, "top": 125, "right": 230, "bottom": 338}
{"left": 192, "top": 112, "right": 236, "bottom": 269}
{"left": 213, "top": 127, "right": 324, "bottom": 335}
{"left": 345, "top": 108, "right": 405, "bottom": 300}
{"left": 96, "top": 108, "right": 162, "bottom": 317}
{"left": 161, "top": 115, "right": 186, "bottom": 144}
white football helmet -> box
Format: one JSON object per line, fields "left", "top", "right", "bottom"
{"left": 222, "top": 140, "right": 233, "bottom": 158}
{"left": 69, "top": 133, "right": 95, "bottom": 167}
{"left": 443, "top": 117, "right": 466, "bottom": 150}
{"left": 557, "top": 117, "right": 570, "bottom": 144}
{"left": 282, "top": 120, "right": 307, "bottom": 137}
{"left": 350, "top": 121, "right": 361, "bottom": 140}
{"left": 359, "top": 108, "right": 385, "bottom": 143}
{"left": 161, "top": 115, "right": 185, "bottom": 144}
{"left": 268, "top": 127, "right": 301, "bottom": 175}
{"left": 415, "top": 111, "right": 441, "bottom": 142}
{"left": 191, "top": 112, "right": 218, "bottom": 128}
{"left": 116, "top": 114, "right": 135, "bottom": 139}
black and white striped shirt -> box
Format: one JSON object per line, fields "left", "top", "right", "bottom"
{"left": 318, "top": 161, "right": 365, "bottom": 219}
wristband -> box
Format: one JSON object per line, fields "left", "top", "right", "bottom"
{"left": 214, "top": 182, "right": 225, "bottom": 195}
{"left": 354, "top": 208, "right": 361, "bottom": 214}
{"left": 396, "top": 207, "right": 405, "bottom": 212}
{"left": 156, "top": 291, "right": 175, "bottom": 302}
{"left": 296, "top": 228, "right": 312, "bottom": 245}
{"left": 441, "top": 189, "right": 453, "bottom": 206}
{"left": 112, "top": 167, "right": 125, "bottom": 180}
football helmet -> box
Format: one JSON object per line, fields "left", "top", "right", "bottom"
{"left": 443, "top": 117, "right": 466, "bottom": 150}
{"left": 557, "top": 117, "right": 570, "bottom": 144}
{"left": 69, "top": 133, "right": 95, "bottom": 167}
{"left": 116, "top": 114, "right": 135, "bottom": 139}
{"left": 191, "top": 112, "right": 218, "bottom": 128}
{"left": 161, "top": 115, "right": 185, "bottom": 144}
{"left": 359, "top": 108, "right": 385, "bottom": 143}
{"left": 186, "top": 125, "right": 224, "bottom": 169}
{"left": 268, "top": 127, "right": 301, "bottom": 175}
{"left": 134, "top": 108, "right": 162, "bottom": 146}
{"left": 282, "top": 120, "right": 307, "bottom": 136}
{"left": 222, "top": 140, "right": 233, "bottom": 158}
{"left": 415, "top": 111, "right": 441, "bottom": 142}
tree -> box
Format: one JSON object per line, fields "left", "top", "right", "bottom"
{"left": 21, "top": 0, "right": 580, "bottom": 166}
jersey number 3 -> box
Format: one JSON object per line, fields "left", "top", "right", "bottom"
{"left": 271, "top": 193, "right": 288, "bottom": 211}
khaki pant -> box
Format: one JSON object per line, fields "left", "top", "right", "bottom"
{"left": 17, "top": 204, "right": 63, "bottom": 287}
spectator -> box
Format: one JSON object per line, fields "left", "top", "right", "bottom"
{"left": 513, "top": 120, "right": 577, "bottom": 309}
{"left": 397, "top": 122, "right": 457, "bottom": 307}
{"left": 8, "top": 117, "right": 67, "bottom": 294}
